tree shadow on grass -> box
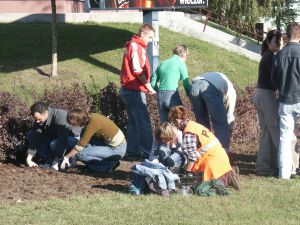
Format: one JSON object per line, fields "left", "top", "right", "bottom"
{"left": 91, "top": 184, "right": 128, "bottom": 194}
{"left": 0, "top": 23, "right": 133, "bottom": 74}
{"left": 229, "top": 152, "right": 257, "bottom": 176}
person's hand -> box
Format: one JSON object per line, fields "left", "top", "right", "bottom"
{"left": 60, "top": 157, "right": 70, "bottom": 170}
{"left": 26, "top": 154, "right": 38, "bottom": 167}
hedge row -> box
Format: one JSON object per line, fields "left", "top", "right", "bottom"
{"left": 0, "top": 82, "right": 259, "bottom": 164}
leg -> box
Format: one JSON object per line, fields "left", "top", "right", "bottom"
{"left": 200, "top": 82, "right": 230, "bottom": 149}
{"left": 253, "top": 89, "right": 278, "bottom": 175}
{"left": 278, "top": 103, "right": 294, "bottom": 179}
{"left": 120, "top": 88, "right": 139, "bottom": 156}
{"left": 28, "top": 131, "right": 54, "bottom": 164}
{"left": 190, "top": 80, "right": 210, "bottom": 129}
{"left": 77, "top": 142, "right": 126, "bottom": 172}
{"left": 158, "top": 91, "right": 169, "bottom": 123}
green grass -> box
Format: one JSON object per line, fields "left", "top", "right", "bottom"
{"left": 1, "top": 177, "right": 300, "bottom": 225}
{"left": 0, "top": 22, "right": 258, "bottom": 102}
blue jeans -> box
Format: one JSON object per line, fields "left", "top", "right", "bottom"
{"left": 158, "top": 90, "right": 182, "bottom": 122}
{"left": 28, "top": 131, "right": 78, "bottom": 164}
{"left": 120, "top": 88, "right": 153, "bottom": 158}
{"left": 190, "top": 79, "right": 230, "bottom": 150}
{"left": 77, "top": 138, "right": 126, "bottom": 172}
{"left": 157, "top": 144, "right": 185, "bottom": 168}
{"left": 278, "top": 102, "right": 300, "bottom": 179}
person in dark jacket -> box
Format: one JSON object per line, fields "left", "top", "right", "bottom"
{"left": 26, "top": 101, "right": 78, "bottom": 170}
{"left": 271, "top": 22, "right": 300, "bottom": 179}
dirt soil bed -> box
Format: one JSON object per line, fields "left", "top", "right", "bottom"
{"left": 0, "top": 144, "right": 257, "bottom": 203}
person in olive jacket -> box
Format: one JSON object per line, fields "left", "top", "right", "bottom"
{"left": 61, "top": 109, "right": 126, "bottom": 173}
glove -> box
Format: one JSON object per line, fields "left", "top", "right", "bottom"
{"left": 26, "top": 154, "right": 38, "bottom": 168}
{"left": 60, "top": 157, "right": 70, "bottom": 170}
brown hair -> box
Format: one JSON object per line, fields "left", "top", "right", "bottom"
{"left": 173, "top": 44, "right": 188, "bottom": 58}
{"left": 286, "top": 22, "right": 300, "bottom": 41}
{"left": 67, "top": 108, "right": 90, "bottom": 127}
{"left": 155, "top": 122, "right": 176, "bottom": 144}
{"left": 168, "top": 106, "right": 188, "bottom": 125}
{"left": 138, "top": 24, "right": 155, "bottom": 35}
{"left": 261, "top": 30, "right": 282, "bottom": 55}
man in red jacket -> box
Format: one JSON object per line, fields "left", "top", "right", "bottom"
{"left": 120, "top": 24, "right": 156, "bottom": 159}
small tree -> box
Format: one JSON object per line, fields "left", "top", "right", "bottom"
{"left": 51, "top": 0, "right": 58, "bottom": 77}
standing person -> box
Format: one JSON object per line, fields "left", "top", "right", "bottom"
{"left": 151, "top": 44, "right": 191, "bottom": 122}
{"left": 253, "top": 30, "right": 284, "bottom": 176}
{"left": 168, "top": 106, "right": 240, "bottom": 190}
{"left": 120, "top": 24, "right": 156, "bottom": 159}
{"left": 61, "top": 109, "right": 126, "bottom": 173}
{"left": 271, "top": 22, "right": 300, "bottom": 179}
{"left": 26, "top": 101, "right": 78, "bottom": 170}
{"left": 190, "top": 72, "right": 236, "bottom": 150}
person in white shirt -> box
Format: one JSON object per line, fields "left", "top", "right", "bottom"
{"left": 190, "top": 72, "right": 236, "bottom": 150}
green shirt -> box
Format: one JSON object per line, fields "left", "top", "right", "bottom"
{"left": 151, "top": 54, "right": 191, "bottom": 95}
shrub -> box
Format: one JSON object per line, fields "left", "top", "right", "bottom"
{"left": 41, "top": 82, "right": 92, "bottom": 111}
{"left": 98, "top": 82, "right": 127, "bottom": 133}
{"left": 0, "top": 92, "right": 32, "bottom": 163}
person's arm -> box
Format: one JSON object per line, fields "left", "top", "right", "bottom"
{"left": 131, "top": 43, "right": 156, "bottom": 94}
{"left": 271, "top": 55, "right": 279, "bottom": 89}
{"left": 180, "top": 63, "right": 191, "bottom": 96}
{"left": 150, "top": 68, "right": 160, "bottom": 92}
{"left": 137, "top": 74, "right": 156, "bottom": 94}
{"left": 225, "top": 83, "right": 236, "bottom": 125}
{"left": 182, "top": 133, "right": 198, "bottom": 171}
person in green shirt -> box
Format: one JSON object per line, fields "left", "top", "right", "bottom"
{"left": 151, "top": 44, "right": 191, "bottom": 122}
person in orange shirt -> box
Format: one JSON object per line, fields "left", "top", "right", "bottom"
{"left": 168, "top": 106, "right": 240, "bottom": 190}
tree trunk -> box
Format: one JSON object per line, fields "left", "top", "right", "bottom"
{"left": 51, "top": 0, "right": 58, "bottom": 77}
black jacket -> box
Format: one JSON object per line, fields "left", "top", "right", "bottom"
{"left": 271, "top": 42, "right": 300, "bottom": 104}
{"left": 28, "top": 107, "right": 73, "bottom": 158}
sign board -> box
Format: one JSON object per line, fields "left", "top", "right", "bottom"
{"left": 91, "top": 0, "right": 208, "bottom": 10}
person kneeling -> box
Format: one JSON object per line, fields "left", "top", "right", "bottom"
{"left": 168, "top": 106, "right": 240, "bottom": 190}
{"left": 151, "top": 122, "right": 186, "bottom": 172}
{"left": 61, "top": 109, "right": 126, "bottom": 173}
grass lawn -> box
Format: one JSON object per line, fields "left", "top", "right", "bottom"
{"left": 1, "top": 177, "right": 300, "bottom": 225}
{"left": 0, "top": 22, "right": 258, "bottom": 103}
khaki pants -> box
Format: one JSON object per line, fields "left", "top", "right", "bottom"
{"left": 253, "top": 89, "right": 298, "bottom": 175}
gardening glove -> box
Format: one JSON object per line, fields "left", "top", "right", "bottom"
{"left": 26, "top": 154, "right": 38, "bottom": 168}
{"left": 60, "top": 157, "right": 70, "bottom": 170}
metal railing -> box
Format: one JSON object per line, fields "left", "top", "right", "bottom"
{"left": 184, "top": 8, "right": 267, "bottom": 45}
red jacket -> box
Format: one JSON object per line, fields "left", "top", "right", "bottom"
{"left": 120, "top": 35, "right": 150, "bottom": 92}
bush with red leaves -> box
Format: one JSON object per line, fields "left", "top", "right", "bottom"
{"left": 232, "top": 85, "right": 259, "bottom": 145}
{"left": 0, "top": 92, "right": 32, "bottom": 163}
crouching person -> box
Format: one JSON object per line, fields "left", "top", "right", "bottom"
{"left": 26, "top": 101, "right": 78, "bottom": 169}
{"left": 152, "top": 122, "right": 186, "bottom": 170}
{"left": 168, "top": 106, "right": 240, "bottom": 190}
{"left": 61, "top": 109, "right": 126, "bottom": 173}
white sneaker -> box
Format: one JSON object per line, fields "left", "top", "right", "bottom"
{"left": 51, "top": 161, "right": 59, "bottom": 171}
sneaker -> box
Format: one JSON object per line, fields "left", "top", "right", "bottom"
{"left": 227, "top": 169, "right": 241, "bottom": 191}
{"left": 51, "top": 161, "right": 59, "bottom": 171}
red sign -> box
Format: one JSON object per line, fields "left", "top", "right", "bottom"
{"left": 99, "top": 0, "right": 208, "bottom": 9}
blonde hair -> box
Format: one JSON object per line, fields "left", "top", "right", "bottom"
{"left": 155, "top": 122, "right": 177, "bottom": 144}
{"left": 138, "top": 24, "right": 155, "bottom": 35}
{"left": 173, "top": 44, "right": 188, "bottom": 58}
